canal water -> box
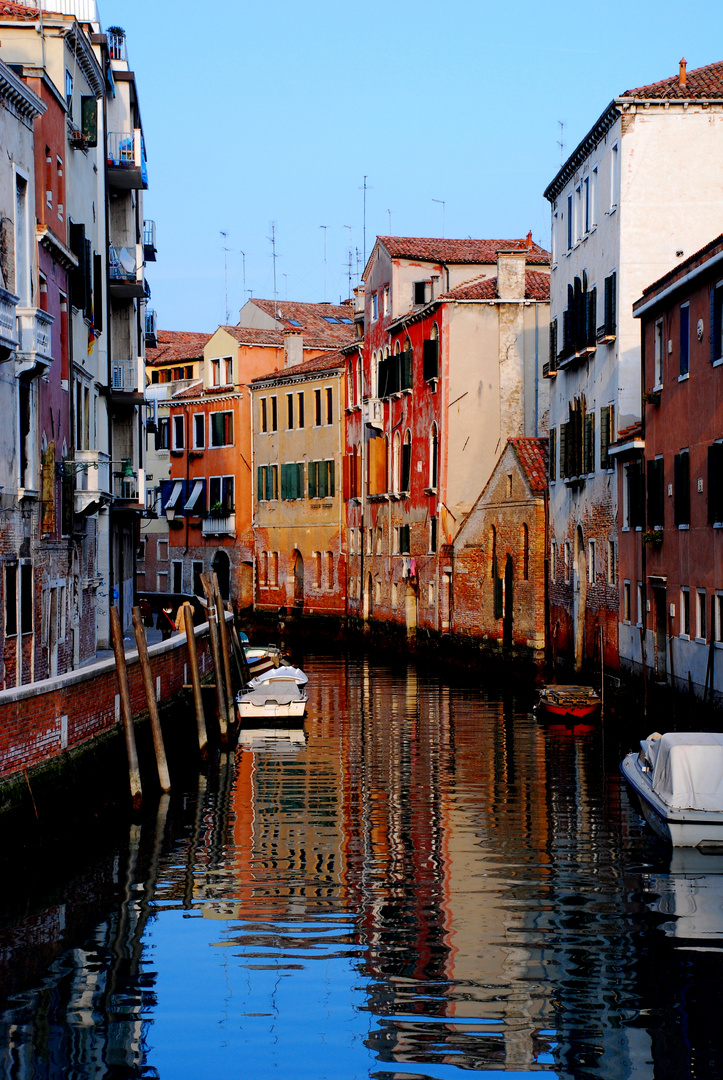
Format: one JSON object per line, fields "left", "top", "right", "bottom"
{"left": 1, "top": 653, "right": 722, "bottom": 1079}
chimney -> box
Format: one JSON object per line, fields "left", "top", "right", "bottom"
{"left": 284, "top": 330, "right": 303, "bottom": 369}
{"left": 496, "top": 249, "right": 526, "bottom": 300}
{"left": 679, "top": 57, "right": 687, "bottom": 88}
{"left": 525, "top": 230, "right": 533, "bottom": 250}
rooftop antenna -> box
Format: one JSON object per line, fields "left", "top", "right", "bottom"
{"left": 432, "top": 199, "right": 445, "bottom": 238}
{"left": 239, "top": 249, "right": 246, "bottom": 307}
{"left": 347, "top": 248, "right": 353, "bottom": 299}
{"left": 320, "top": 225, "right": 327, "bottom": 302}
{"left": 267, "top": 221, "right": 278, "bottom": 309}
{"left": 282, "top": 273, "right": 288, "bottom": 300}
{"left": 387, "top": 209, "right": 392, "bottom": 234}
{"left": 359, "top": 175, "right": 371, "bottom": 268}
{"left": 220, "top": 230, "right": 230, "bottom": 322}
{"left": 557, "top": 121, "right": 565, "bottom": 165}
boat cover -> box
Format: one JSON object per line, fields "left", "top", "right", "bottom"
{"left": 651, "top": 732, "right": 723, "bottom": 810}
{"left": 239, "top": 684, "right": 304, "bottom": 708}
{"left": 249, "top": 666, "right": 308, "bottom": 687}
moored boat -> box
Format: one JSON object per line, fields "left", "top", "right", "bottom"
{"left": 621, "top": 732, "right": 723, "bottom": 848}
{"left": 536, "top": 685, "right": 601, "bottom": 721}
{"left": 236, "top": 664, "right": 308, "bottom": 723}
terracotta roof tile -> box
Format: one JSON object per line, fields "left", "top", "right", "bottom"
{"left": 509, "top": 437, "right": 549, "bottom": 493}
{"left": 156, "top": 330, "right": 211, "bottom": 345}
{"left": 221, "top": 325, "right": 289, "bottom": 347}
{"left": 0, "top": 3, "right": 43, "bottom": 18}
{"left": 244, "top": 299, "right": 356, "bottom": 349}
{"left": 146, "top": 334, "right": 210, "bottom": 367}
{"left": 250, "top": 348, "right": 346, "bottom": 385}
{"left": 621, "top": 60, "right": 723, "bottom": 100}
{"left": 440, "top": 269, "right": 550, "bottom": 302}
{"left": 171, "top": 380, "right": 204, "bottom": 400}
{"left": 376, "top": 235, "right": 551, "bottom": 267}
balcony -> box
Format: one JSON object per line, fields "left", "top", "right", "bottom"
{"left": 363, "top": 397, "right": 383, "bottom": 430}
{"left": 112, "top": 459, "right": 141, "bottom": 504}
{"left": 107, "top": 130, "right": 148, "bottom": 190}
{"left": 71, "top": 449, "right": 111, "bottom": 515}
{"left": 202, "top": 513, "right": 236, "bottom": 537}
{"left": 109, "top": 243, "right": 145, "bottom": 299}
{"left": 0, "top": 286, "right": 19, "bottom": 362}
{"left": 110, "top": 356, "right": 144, "bottom": 403}
{"left": 107, "top": 29, "right": 126, "bottom": 61}
{"left": 145, "top": 308, "right": 158, "bottom": 348}
{"left": 143, "top": 219, "right": 157, "bottom": 262}
{"left": 16, "top": 307, "right": 54, "bottom": 375}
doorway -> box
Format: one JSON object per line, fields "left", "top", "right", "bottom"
{"left": 212, "top": 550, "right": 230, "bottom": 601}
{"left": 653, "top": 585, "right": 667, "bottom": 679}
{"left": 503, "top": 554, "right": 513, "bottom": 648}
{"left": 573, "top": 526, "right": 587, "bottom": 670}
{"left": 293, "top": 551, "right": 304, "bottom": 608}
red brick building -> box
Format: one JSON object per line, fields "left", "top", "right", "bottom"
{"left": 451, "top": 438, "right": 548, "bottom": 656}
{"left": 614, "top": 232, "right": 723, "bottom": 699}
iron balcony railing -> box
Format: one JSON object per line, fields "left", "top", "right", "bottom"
{"left": 109, "top": 243, "right": 137, "bottom": 283}
{"left": 107, "top": 130, "right": 148, "bottom": 187}
{"left": 143, "top": 219, "right": 157, "bottom": 260}
{"left": 111, "top": 357, "right": 140, "bottom": 393}
{"left": 107, "top": 30, "right": 126, "bottom": 60}
{"left": 0, "top": 287, "right": 19, "bottom": 359}
{"left": 202, "top": 514, "right": 236, "bottom": 537}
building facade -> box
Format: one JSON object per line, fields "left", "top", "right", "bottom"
{"left": 251, "top": 350, "right": 346, "bottom": 616}
{"left": 614, "top": 232, "right": 723, "bottom": 700}
{"left": 544, "top": 59, "right": 723, "bottom": 672}
{"left": 345, "top": 235, "right": 549, "bottom": 640}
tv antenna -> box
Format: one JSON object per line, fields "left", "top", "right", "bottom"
{"left": 557, "top": 121, "right": 565, "bottom": 164}
{"left": 320, "top": 225, "right": 327, "bottom": 302}
{"left": 387, "top": 209, "right": 392, "bottom": 233}
{"left": 432, "top": 199, "right": 445, "bottom": 238}
{"left": 267, "top": 221, "right": 278, "bottom": 308}
{"left": 239, "top": 249, "right": 246, "bottom": 308}
{"left": 220, "top": 230, "right": 230, "bottom": 322}
{"left": 359, "top": 175, "right": 372, "bottom": 268}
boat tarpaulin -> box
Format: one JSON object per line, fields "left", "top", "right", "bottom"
{"left": 652, "top": 732, "right": 723, "bottom": 811}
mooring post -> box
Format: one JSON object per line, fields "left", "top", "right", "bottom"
{"left": 213, "top": 573, "right": 235, "bottom": 720}
{"left": 231, "top": 623, "right": 251, "bottom": 686}
{"left": 183, "top": 602, "right": 208, "bottom": 762}
{"left": 599, "top": 623, "right": 605, "bottom": 722}
{"left": 132, "top": 606, "right": 171, "bottom": 793}
{"left": 110, "top": 605, "right": 142, "bottom": 812}
{"left": 201, "top": 575, "right": 228, "bottom": 745}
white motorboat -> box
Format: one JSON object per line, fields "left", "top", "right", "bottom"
{"left": 621, "top": 731, "right": 723, "bottom": 848}
{"left": 236, "top": 665, "right": 308, "bottom": 722}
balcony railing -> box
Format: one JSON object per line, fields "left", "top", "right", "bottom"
{"left": 107, "top": 130, "right": 148, "bottom": 189}
{"left": 109, "top": 244, "right": 137, "bottom": 282}
{"left": 107, "top": 30, "right": 126, "bottom": 60}
{"left": 0, "top": 287, "right": 19, "bottom": 361}
{"left": 16, "top": 306, "right": 54, "bottom": 373}
{"left": 111, "top": 357, "right": 141, "bottom": 394}
{"left": 363, "top": 397, "right": 383, "bottom": 429}
{"left": 112, "top": 460, "right": 139, "bottom": 502}
{"left": 145, "top": 308, "right": 157, "bottom": 348}
{"left": 143, "top": 219, "right": 157, "bottom": 261}
{"left": 202, "top": 514, "right": 236, "bottom": 537}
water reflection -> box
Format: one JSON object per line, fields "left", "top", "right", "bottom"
{"left": 0, "top": 655, "right": 722, "bottom": 1078}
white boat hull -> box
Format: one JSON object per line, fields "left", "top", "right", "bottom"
{"left": 621, "top": 753, "right": 723, "bottom": 848}
{"left": 236, "top": 695, "right": 307, "bottom": 721}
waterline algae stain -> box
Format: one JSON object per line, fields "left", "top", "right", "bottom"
{"left": 1, "top": 654, "right": 722, "bottom": 1078}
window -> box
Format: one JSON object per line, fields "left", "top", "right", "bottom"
{"left": 674, "top": 449, "right": 690, "bottom": 527}
{"left": 413, "top": 281, "right": 427, "bottom": 305}
{"left": 637, "top": 582, "right": 644, "bottom": 627}
{"left": 211, "top": 356, "right": 233, "bottom": 386}
{"left": 587, "top": 540, "right": 595, "bottom": 585}
{"left": 5, "top": 564, "right": 17, "bottom": 636}
{"left": 607, "top": 540, "right": 616, "bottom": 585}
{"left": 314, "top": 389, "right": 322, "bottom": 426}
{"left": 399, "top": 524, "right": 410, "bottom": 555}
{"left": 209, "top": 475, "right": 235, "bottom": 513}
{"left": 287, "top": 393, "right": 294, "bottom": 429}
{"left": 599, "top": 404, "right": 614, "bottom": 470}
{"left": 210, "top": 411, "right": 234, "bottom": 448}
{"left": 712, "top": 282, "right": 723, "bottom": 364}
{"left": 709, "top": 442, "right": 723, "bottom": 524}
{"left": 610, "top": 143, "right": 619, "bottom": 210}
{"left": 574, "top": 184, "right": 582, "bottom": 243}
{"left": 308, "top": 459, "right": 335, "bottom": 498}
{"left": 280, "top": 462, "right": 304, "bottom": 499}
{"left": 376, "top": 527, "right": 382, "bottom": 555}
{"left": 326, "top": 387, "right": 333, "bottom": 425}
{"left": 192, "top": 561, "right": 204, "bottom": 596}
{"left": 297, "top": 391, "right": 305, "bottom": 428}
{"left": 193, "top": 414, "right": 205, "bottom": 449}
{"left": 590, "top": 167, "right": 598, "bottom": 228}
{"left": 269, "top": 552, "right": 279, "bottom": 586}
{"left": 256, "top": 466, "right": 277, "bottom": 501}
{"left": 383, "top": 286, "right": 389, "bottom": 315}
{"left": 697, "top": 590, "right": 707, "bottom": 640}
{"left": 624, "top": 461, "right": 644, "bottom": 529}
{"left": 584, "top": 410, "right": 595, "bottom": 474}
{"left": 260, "top": 398, "right": 267, "bottom": 432}
{"left": 564, "top": 541, "right": 571, "bottom": 583}
{"left": 65, "top": 69, "right": 73, "bottom": 116}
{"left": 400, "top": 430, "right": 411, "bottom": 493}
{"left": 654, "top": 319, "right": 664, "bottom": 387}
{"left": 429, "top": 424, "right": 438, "bottom": 489}
{"left": 326, "top": 551, "right": 334, "bottom": 590}
{"left": 550, "top": 539, "right": 556, "bottom": 584}
{"left": 647, "top": 457, "right": 665, "bottom": 529}
{"left": 429, "top": 517, "right": 437, "bottom": 553}
{"left": 20, "top": 563, "right": 32, "bottom": 634}
{"left": 313, "top": 552, "right": 321, "bottom": 589}
{"left": 172, "top": 561, "right": 183, "bottom": 594}
{"left": 680, "top": 588, "right": 691, "bottom": 637}
{"left": 156, "top": 417, "right": 170, "bottom": 451}
{"left": 679, "top": 303, "right": 690, "bottom": 377}
{"left": 371, "top": 292, "right": 378, "bottom": 320}
{"left": 349, "top": 529, "right": 355, "bottom": 556}
{"left": 549, "top": 427, "right": 557, "bottom": 482}
{"left": 567, "top": 194, "right": 573, "bottom": 250}
{"left": 604, "top": 272, "right": 616, "bottom": 337}
{"left": 366, "top": 527, "right": 373, "bottom": 555}
{"left": 270, "top": 396, "right": 277, "bottom": 432}
{"left": 428, "top": 583, "right": 435, "bottom": 606}
{"left": 157, "top": 539, "right": 169, "bottom": 561}
{"left": 584, "top": 175, "right": 590, "bottom": 233}
{"left": 392, "top": 582, "right": 398, "bottom": 608}
{"left": 716, "top": 593, "right": 723, "bottom": 643}
{"left": 423, "top": 325, "right": 439, "bottom": 380}
{"left": 624, "top": 581, "right": 631, "bottom": 622}
{"left": 172, "top": 414, "right": 185, "bottom": 450}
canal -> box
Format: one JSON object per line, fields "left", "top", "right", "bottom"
{"left": 1, "top": 652, "right": 722, "bottom": 1079}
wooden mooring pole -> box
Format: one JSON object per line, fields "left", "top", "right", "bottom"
{"left": 213, "top": 573, "right": 235, "bottom": 722}
{"left": 201, "top": 575, "right": 229, "bottom": 746}
{"left": 110, "top": 606, "right": 142, "bottom": 812}
{"left": 132, "top": 606, "right": 171, "bottom": 793}
{"left": 183, "top": 601, "right": 208, "bottom": 762}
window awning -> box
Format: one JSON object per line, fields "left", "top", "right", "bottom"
{"left": 184, "top": 478, "right": 204, "bottom": 513}
{"left": 165, "top": 480, "right": 183, "bottom": 510}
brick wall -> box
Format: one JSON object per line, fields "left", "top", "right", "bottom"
{"left": 0, "top": 621, "right": 215, "bottom": 783}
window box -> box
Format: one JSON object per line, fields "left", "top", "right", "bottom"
{"left": 642, "top": 529, "right": 663, "bottom": 548}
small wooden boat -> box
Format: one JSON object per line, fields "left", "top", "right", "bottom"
{"left": 236, "top": 665, "right": 308, "bottom": 723}
{"left": 621, "top": 732, "right": 723, "bottom": 848}
{"left": 243, "top": 644, "right": 282, "bottom": 678}
{"left": 536, "top": 684, "right": 601, "bottom": 721}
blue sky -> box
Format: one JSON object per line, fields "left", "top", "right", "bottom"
{"left": 109, "top": 0, "right": 723, "bottom": 333}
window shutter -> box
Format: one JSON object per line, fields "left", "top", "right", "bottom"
{"left": 647, "top": 458, "right": 664, "bottom": 528}
{"left": 280, "top": 463, "right": 289, "bottom": 500}
{"left": 318, "top": 461, "right": 328, "bottom": 498}
{"left": 328, "top": 459, "right": 335, "bottom": 497}
{"left": 559, "top": 422, "right": 568, "bottom": 479}
{"left": 674, "top": 450, "right": 690, "bottom": 526}
{"left": 69, "top": 222, "right": 86, "bottom": 310}
{"left": 93, "top": 252, "right": 103, "bottom": 332}
{"left": 257, "top": 466, "right": 264, "bottom": 501}
{"left": 549, "top": 428, "right": 557, "bottom": 482}
{"left": 584, "top": 411, "right": 595, "bottom": 474}
{"left": 711, "top": 287, "right": 718, "bottom": 364}
{"left": 587, "top": 287, "right": 597, "bottom": 347}
{"left": 423, "top": 339, "right": 439, "bottom": 380}
{"left": 81, "top": 96, "right": 97, "bottom": 146}
{"left": 549, "top": 319, "right": 557, "bottom": 371}
{"left": 308, "top": 461, "right": 317, "bottom": 499}
{"left": 600, "top": 405, "right": 610, "bottom": 470}
{"left": 708, "top": 444, "right": 723, "bottom": 523}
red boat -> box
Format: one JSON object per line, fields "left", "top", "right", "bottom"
{"left": 536, "top": 685, "right": 601, "bottom": 722}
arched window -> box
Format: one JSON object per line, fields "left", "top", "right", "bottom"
{"left": 392, "top": 431, "right": 401, "bottom": 493}
{"left": 401, "top": 429, "right": 412, "bottom": 493}
{"left": 424, "top": 323, "right": 439, "bottom": 380}
{"left": 489, "top": 525, "right": 497, "bottom": 578}
{"left": 521, "top": 524, "right": 529, "bottom": 580}
{"left": 429, "top": 422, "right": 439, "bottom": 489}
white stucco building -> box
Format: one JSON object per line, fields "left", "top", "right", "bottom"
{"left": 543, "top": 59, "right": 723, "bottom": 670}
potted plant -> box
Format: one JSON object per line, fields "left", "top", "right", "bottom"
{"left": 642, "top": 529, "right": 664, "bottom": 548}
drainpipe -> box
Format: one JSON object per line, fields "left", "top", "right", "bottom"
{"left": 534, "top": 302, "right": 540, "bottom": 437}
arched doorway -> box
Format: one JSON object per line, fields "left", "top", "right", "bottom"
{"left": 293, "top": 550, "right": 304, "bottom": 608}
{"left": 503, "top": 554, "right": 513, "bottom": 648}
{"left": 212, "top": 550, "right": 230, "bottom": 601}
{"left": 573, "top": 526, "right": 587, "bottom": 670}
{"left": 363, "top": 571, "right": 373, "bottom": 620}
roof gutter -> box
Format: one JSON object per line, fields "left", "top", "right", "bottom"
{"left": 634, "top": 248, "right": 723, "bottom": 317}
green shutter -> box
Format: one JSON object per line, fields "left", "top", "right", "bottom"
{"left": 318, "top": 461, "right": 328, "bottom": 498}
{"left": 257, "top": 466, "right": 264, "bottom": 501}
{"left": 328, "top": 459, "right": 335, "bottom": 497}
{"left": 308, "top": 461, "right": 318, "bottom": 498}
{"left": 280, "top": 463, "right": 289, "bottom": 500}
